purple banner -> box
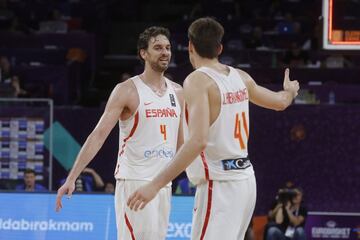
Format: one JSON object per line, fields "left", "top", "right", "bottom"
{"left": 305, "top": 212, "right": 360, "bottom": 239}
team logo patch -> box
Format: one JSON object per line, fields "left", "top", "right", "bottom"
{"left": 169, "top": 94, "right": 176, "bottom": 107}
{"left": 222, "top": 158, "right": 251, "bottom": 170}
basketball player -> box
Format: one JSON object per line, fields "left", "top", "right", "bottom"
{"left": 127, "top": 17, "right": 300, "bottom": 240}
{"left": 56, "top": 26, "right": 183, "bottom": 240}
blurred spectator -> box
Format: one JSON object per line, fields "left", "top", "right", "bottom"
{"left": 245, "top": 26, "right": 270, "bottom": 49}
{"left": 265, "top": 187, "right": 307, "bottom": 240}
{"left": 0, "top": 55, "right": 26, "bottom": 97}
{"left": 60, "top": 167, "right": 105, "bottom": 192}
{"left": 15, "top": 168, "right": 47, "bottom": 192}
{"left": 104, "top": 182, "right": 115, "bottom": 193}
{"left": 283, "top": 42, "right": 309, "bottom": 68}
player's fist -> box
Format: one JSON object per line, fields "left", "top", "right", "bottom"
{"left": 283, "top": 68, "right": 299, "bottom": 97}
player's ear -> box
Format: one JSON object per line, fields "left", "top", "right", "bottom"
{"left": 188, "top": 41, "right": 194, "bottom": 53}
{"left": 218, "top": 44, "right": 223, "bottom": 56}
{"left": 140, "top": 49, "right": 147, "bottom": 61}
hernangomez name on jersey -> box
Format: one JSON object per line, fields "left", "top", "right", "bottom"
{"left": 185, "top": 66, "right": 254, "bottom": 185}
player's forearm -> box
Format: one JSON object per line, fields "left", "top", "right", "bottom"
{"left": 152, "top": 138, "right": 206, "bottom": 190}
{"left": 275, "top": 90, "right": 296, "bottom": 111}
{"left": 67, "top": 131, "right": 107, "bottom": 182}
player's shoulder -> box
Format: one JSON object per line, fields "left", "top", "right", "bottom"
{"left": 184, "top": 70, "right": 211, "bottom": 87}
{"left": 233, "top": 68, "right": 254, "bottom": 86}
{"left": 234, "top": 68, "right": 251, "bottom": 79}
{"left": 109, "top": 77, "right": 139, "bottom": 105}
{"left": 113, "top": 77, "right": 137, "bottom": 94}
{"left": 168, "top": 79, "right": 183, "bottom": 91}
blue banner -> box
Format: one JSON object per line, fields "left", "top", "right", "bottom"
{"left": 0, "top": 193, "right": 194, "bottom": 240}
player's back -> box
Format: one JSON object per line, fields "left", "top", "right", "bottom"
{"left": 185, "top": 66, "right": 254, "bottom": 185}
{"left": 114, "top": 76, "right": 181, "bottom": 181}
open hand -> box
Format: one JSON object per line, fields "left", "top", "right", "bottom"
{"left": 55, "top": 181, "right": 75, "bottom": 212}
{"left": 127, "top": 183, "right": 160, "bottom": 211}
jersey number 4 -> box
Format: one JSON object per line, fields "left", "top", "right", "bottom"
{"left": 160, "top": 124, "right": 167, "bottom": 141}
{"left": 234, "top": 112, "right": 249, "bottom": 149}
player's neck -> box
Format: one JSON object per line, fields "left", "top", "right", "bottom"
{"left": 194, "top": 57, "right": 220, "bottom": 69}
{"left": 140, "top": 68, "right": 166, "bottom": 88}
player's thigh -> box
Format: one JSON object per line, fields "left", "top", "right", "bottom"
{"left": 191, "top": 177, "right": 256, "bottom": 240}
{"left": 115, "top": 180, "right": 171, "bottom": 239}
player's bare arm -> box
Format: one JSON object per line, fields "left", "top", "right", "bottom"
{"left": 56, "top": 80, "right": 136, "bottom": 212}
{"left": 170, "top": 80, "right": 185, "bottom": 150}
{"left": 127, "top": 71, "right": 210, "bottom": 211}
{"left": 240, "top": 68, "right": 299, "bottom": 111}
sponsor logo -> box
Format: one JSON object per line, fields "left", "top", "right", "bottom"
{"left": 144, "top": 147, "right": 174, "bottom": 159}
{"left": 145, "top": 108, "right": 178, "bottom": 118}
{"left": 167, "top": 222, "right": 192, "bottom": 238}
{"left": 223, "top": 88, "right": 248, "bottom": 105}
{"left": 0, "top": 218, "right": 93, "bottom": 232}
{"left": 144, "top": 102, "right": 153, "bottom": 106}
{"left": 311, "top": 221, "right": 351, "bottom": 239}
{"left": 222, "top": 158, "right": 251, "bottom": 170}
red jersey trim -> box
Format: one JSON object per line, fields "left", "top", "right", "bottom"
{"left": 200, "top": 180, "right": 213, "bottom": 240}
{"left": 200, "top": 152, "right": 210, "bottom": 180}
{"left": 115, "top": 111, "right": 139, "bottom": 176}
{"left": 125, "top": 213, "right": 136, "bottom": 240}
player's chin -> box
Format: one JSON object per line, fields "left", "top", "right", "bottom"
{"left": 158, "top": 63, "right": 169, "bottom": 71}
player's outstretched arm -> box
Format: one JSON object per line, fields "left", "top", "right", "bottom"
{"left": 241, "top": 68, "right": 299, "bottom": 111}
{"left": 56, "top": 82, "right": 130, "bottom": 212}
{"left": 127, "top": 72, "right": 210, "bottom": 211}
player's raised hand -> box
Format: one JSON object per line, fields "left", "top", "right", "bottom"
{"left": 283, "top": 68, "right": 300, "bottom": 97}
{"left": 55, "top": 180, "right": 75, "bottom": 212}
{"left": 127, "top": 183, "right": 159, "bottom": 211}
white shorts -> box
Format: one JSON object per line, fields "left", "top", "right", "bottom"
{"left": 191, "top": 175, "right": 256, "bottom": 240}
{"left": 114, "top": 179, "right": 171, "bottom": 240}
